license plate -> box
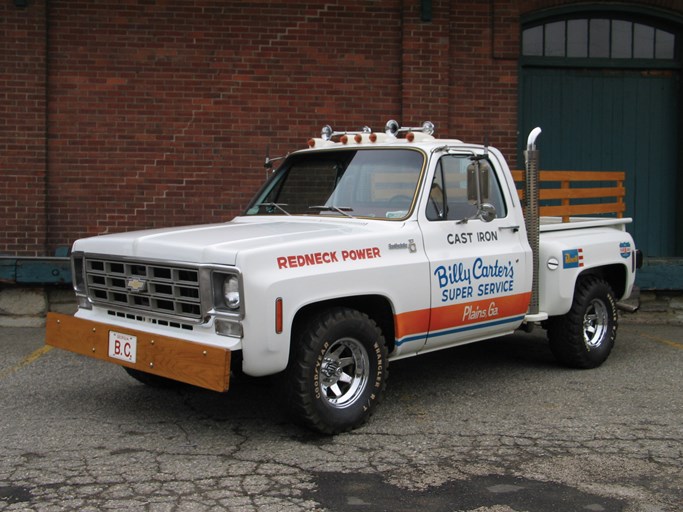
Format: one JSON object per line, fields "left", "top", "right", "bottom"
{"left": 108, "top": 331, "right": 137, "bottom": 363}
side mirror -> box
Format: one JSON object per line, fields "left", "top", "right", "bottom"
{"left": 478, "top": 203, "right": 497, "bottom": 223}
{"left": 467, "top": 160, "right": 490, "bottom": 203}
{"left": 458, "top": 158, "right": 496, "bottom": 224}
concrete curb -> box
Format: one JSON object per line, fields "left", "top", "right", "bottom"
{"left": 0, "top": 287, "right": 77, "bottom": 327}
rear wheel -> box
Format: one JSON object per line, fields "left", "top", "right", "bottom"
{"left": 285, "top": 307, "right": 388, "bottom": 434}
{"left": 547, "top": 276, "right": 618, "bottom": 369}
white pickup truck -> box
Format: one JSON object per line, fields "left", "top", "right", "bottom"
{"left": 47, "top": 121, "right": 641, "bottom": 434}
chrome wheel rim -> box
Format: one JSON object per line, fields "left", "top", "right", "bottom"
{"left": 583, "top": 298, "right": 609, "bottom": 348}
{"left": 319, "top": 337, "right": 370, "bottom": 408}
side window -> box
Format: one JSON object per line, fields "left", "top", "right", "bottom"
{"left": 426, "top": 155, "right": 507, "bottom": 221}
{"left": 426, "top": 160, "right": 447, "bottom": 220}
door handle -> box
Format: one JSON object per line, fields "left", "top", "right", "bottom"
{"left": 499, "top": 225, "right": 520, "bottom": 232}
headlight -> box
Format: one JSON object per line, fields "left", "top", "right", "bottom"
{"left": 223, "top": 275, "right": 241, "bottom": 309}
{"left": 71, "top": 252, "right": 92, "bottom": 310}
{"left": 71, "top": 252, "right": 86, "bottom": 294}
{"left": 211, "top": 272, "right": 242, "bottom": 313}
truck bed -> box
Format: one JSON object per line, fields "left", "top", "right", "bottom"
{"left": 538, "top": 216, "right": 632, "bottom": 232}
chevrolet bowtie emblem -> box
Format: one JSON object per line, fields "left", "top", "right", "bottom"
{"left": 126, "top": 278, "right": 147, "bottom": 293}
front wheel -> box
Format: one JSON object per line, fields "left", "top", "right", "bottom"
{"left": 547, "top": 276, "right": 618, "bottom": 369}
{"left": 285, "top": 307, "right": 388, "bottom": 434}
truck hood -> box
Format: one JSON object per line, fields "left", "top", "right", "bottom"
{"left": 72, "top": 217, "right": 379, "bottom": 266}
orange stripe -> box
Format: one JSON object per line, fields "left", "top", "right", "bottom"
{"left": 395, "top": 292, "right": 532, "bottom": 340}
{"left": 430, "top": 292, "right": 531, "bottom": 331}
{"left": 394, "top": 309, "right": 431, "bottom": 340}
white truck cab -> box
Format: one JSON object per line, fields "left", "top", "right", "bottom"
{"left": 47, "top": 120, "right": 640, "bottom": 434}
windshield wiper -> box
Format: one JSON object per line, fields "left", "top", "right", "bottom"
{"left": 308, "top": 205, "right": 355, "bottom": 218}
{"left": 258, "top": 202, "right": 291, "bottom": 216}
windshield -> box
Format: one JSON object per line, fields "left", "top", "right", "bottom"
{"left": 245, "top": 149, "right": 425, "bottom": 220}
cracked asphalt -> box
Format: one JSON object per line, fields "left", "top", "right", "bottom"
{"left": 0, "top": 320, "right": 681, "bottom": 511}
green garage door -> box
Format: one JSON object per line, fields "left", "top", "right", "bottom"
{"left": 519, "top": 67, "right": 678, "bottom": 257}
{"left": 519, "top": 13, "right": 683, "bottom": 289}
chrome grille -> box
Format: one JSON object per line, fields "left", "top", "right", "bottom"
{"left": 85, "top": 257, "right": 202, "bottom": 320}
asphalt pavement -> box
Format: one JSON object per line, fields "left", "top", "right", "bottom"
{"left": 1, "top": 319, "right": 681, "bottom": 511}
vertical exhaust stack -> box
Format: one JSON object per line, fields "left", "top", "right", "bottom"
{"left": 524, "top": 128, "right": 542, "bottom": 315}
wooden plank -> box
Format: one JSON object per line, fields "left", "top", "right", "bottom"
{"left": 512, "top": 170, "right": 626, "bottom": 181}
{"left": 539, "top": 202, "right": 626, "bottom": 217}
{"left": 516, "top": 187, "right": 626, "bottom": 200}
{"left": 535, "top": 170, "right": 625, "bottom": 181}
{"left": 16, "top": 258, "right": 72, "bottom": 284}
{"left": 539, "top": 186, "right": 625, "bottom": 200}
{"left": 0, "top": 258, "right": 16, "bottom": 284}
{"left": 45, "top": 312, "right": 231, "bottom": 392}
{"left": 0, "top": 257, "right": 72, "bottom": 285}
{"left": 511, "top": 170, "right": 625, "bottom": 220}
{"left": 0, "top": 256, "right": 71, "bottom": 284}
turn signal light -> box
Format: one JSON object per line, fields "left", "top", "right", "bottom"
{"left": 275, "top": 298, "right": 283, "bottom": 334}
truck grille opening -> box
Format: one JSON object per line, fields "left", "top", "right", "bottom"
{"left": 106, "top": 310, "right": 194, "bottom": 331}
{"left": 85, "top": 257, "right": 202, "bottom": 321}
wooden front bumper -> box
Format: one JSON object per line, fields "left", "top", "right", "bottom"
{"left": 45, "top": 312, "right": 231, "bottom": 392}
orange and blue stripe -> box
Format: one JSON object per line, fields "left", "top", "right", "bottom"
{"left": 394, "top": 292, "right": 532, "bottom": 345}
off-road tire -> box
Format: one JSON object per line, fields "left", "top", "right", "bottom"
{"left": 547, "top": 276, "right": 618, "bottom": 369}
{"left": 285, "top": 307, "right": 388, "bottom": 434}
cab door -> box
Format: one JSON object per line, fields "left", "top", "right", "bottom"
{"left": 419, "top": 152, "right": 532, "bottom": 351}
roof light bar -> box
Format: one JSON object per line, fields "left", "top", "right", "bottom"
{"left": 420, "top": 121, "right": 435, "bottom": 135}
{"left": 386, "top": 120, "right": 435, "bottom": 137}
{"left": 321, "top": 125, "right": 372, "bottom": 142}
{"left": 385, "top": 119, "right": 400, "bottom": 136}
{"left": 312, "top": 120, "right": 435, "bottom": 146}
{"left": 321, "top": 125, "right": 334, "bottom": 141}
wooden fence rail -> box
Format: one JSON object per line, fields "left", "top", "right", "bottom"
{"left": 511, "top": 170, "right": 626, "bottom": 222}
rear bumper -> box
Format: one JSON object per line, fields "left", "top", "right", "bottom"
{"left": 45, "top": 312, "right": 231, "bottom": 392}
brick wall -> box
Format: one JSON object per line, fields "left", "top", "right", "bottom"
{"left": 401, "top": 0, "right": 450, "bottom": 135}
{"left": 0, "top": 1, "right": 46, "bottom": 256}
{"left": 450, "top": 1, "right": 521, "bottom": 165}
{"left": 45, "top": 1, "right": 404, "bottom": 253}
{"left": 1, "top": 0, "right": 682, "bottom": 256}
